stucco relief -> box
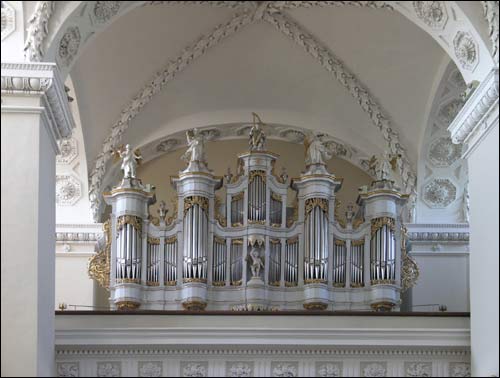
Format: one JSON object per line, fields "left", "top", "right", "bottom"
{"left": 453, "top": 32, "right": 479, "bottom": 71}
{"left": 405, "top": 362, "right": 432, "bottom": 377}
{"left": 449, "top": 362, "right": 471, "bottom": 377}
{"left": 1, "top": 1, "right": 15, "bottom": 41}
{"left": 423, "top": 178, "right": 457, "bottom": 208}
{"left": 57, "top": 137, "right": 78, "bottom": 164}
{"left": 413, "top": 1, "right": 448, "bottom": 29}
{"left": 97, "top": 362, "right": 121, "bottom": 377}
{"left": 227, "top": 362, "right": 253, "bottom": 377}
{"left": 94, "top": 1, "right": 122, "bottom": 24}
{"left": 182, "top": 362, "right": 208, "bottom": 377}
{"left": 57, "top": 362, "right": 79, "bottom": 377}
{"left": 316, "top": 362, "right": 342, "bottom": 377}
{"left": 279, "top": 129, "right": 305, "bottom": 143}
{"left": 156, "top": 138, "right": 179, "bottom": 153}
{"left": 437, "top": 99, "right": 464, "bottom": 127}
{"left": 56, "top": 175, "right": 82, "bottom": 206}
{"left": 361, "top": 362, "right": 387, "bottom": 377}
{"left": 428, "top": 137, "right": 462, "bottom": 167}
{"left": 138, "top": 361, "right": 162, "bottom": 377}
{"left": 272, "top": 362, "right": 298, "bottom": 377}
{"left": 58, "top": 26, "right": 81, "bottom": 66}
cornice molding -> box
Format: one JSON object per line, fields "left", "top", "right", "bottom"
{"left": 1, "top": 62, "right": 75, "bottom": 150}
{"left": 448, "top": 68, "right": 499, "bottom": 154}
{"left": 408, "top": 232, "right": 469, "bottom": 243}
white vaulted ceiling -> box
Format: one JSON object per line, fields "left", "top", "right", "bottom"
{"left": 68, "top": 2, "right": 453, "bottom": 213}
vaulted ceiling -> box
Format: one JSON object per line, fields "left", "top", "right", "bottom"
{"left": 69, "top": 3, "right": 448, "bottom": 172}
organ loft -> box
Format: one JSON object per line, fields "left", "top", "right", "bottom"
{"left": 89, "top": 115, "right": 419, "bottom": 311}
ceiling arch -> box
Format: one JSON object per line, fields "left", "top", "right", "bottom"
{"left": 23, "top": 1, "right": 496, "bottom": 222}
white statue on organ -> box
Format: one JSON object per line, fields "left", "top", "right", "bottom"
{"left": 304, "top": 131, "right": 332, "bottom": 167}
{"left": 368, "top": 152, "right": 400, "bottom": 182}
{"left": 182, "top": 128, "right": 209, "bottom": 172}
{"left": 248, "top": 246, "right": 265, "bottom": 278}
{"left": 112, "top": 144, "right": 142, "bottom": 179}
{"left": 249, "top": 112, "right": 266, "bottom": 151}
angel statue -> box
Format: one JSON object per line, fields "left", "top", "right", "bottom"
{"left": 157, "top": 200, "right": 169, "bottom": 221}
{"left": 249, "top": 112, "right": 266, "bottom": 151}
{"left": 247, "top": 239, "right": 265, "bottom": 278}
{"left": 181, "top": 128, "right": 207, "bottom": 171}
{"left": 111, "top": 144, "right": 142, "bottom": 179}
{"left": 304, "top": 131, "right": 332, "bottom": 167}
{"left": 368, "top": 152, "right": 400, "bottom": 182}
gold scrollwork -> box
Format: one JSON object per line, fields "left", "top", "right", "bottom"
{"left": 232, "top": 222, "right": 243, "bottom": 227}
{"left": 231, "top": 192, "right": 244, "bottom": 202}
{"left": 184, "top": 196, "right": 209, "bottom": 216}
{"left": 371, "top": 279, "right": 396, "bottom": 285}
{"left": 230, "top": 158, "right": 245, "bottom": 184}
{"left": 350, "top": 283, "right": 364, "bottom": 288}
{"left": 165, "top": 235, "right": 177, "bottom": 244}
{"left": 212, "top": 281, "right": 226, "bottom": 287}
{"left": 182, "top": 300, "right": 207, "bottom": 311}
{"left": 214, "top": 195, "right": 227, "bottom": 227}
{"left": 183, "top": 278, "right": 207, "bottom": 284}
{"left": 303, "top": 302, "right": 328, "bottom": 310}
{"left": 147, "top": 236, "right": 160, "bottom": 245}
{"left": 351, "top": 239, "right": 365, "bottom": 247}
{"left": 214, "top": 236, "right": 226, "bottom": 245}
{"left": 286, "top": 236, "right": 299, "bottom": 244}
{"left": 305, "top": 278, "right": 327, "bottom": 284}
{"left": 333, "top": 283, "right": 346, "bottom": 288}
{"left": 334, "top": 199, "right": 346, "bottom": 228}
{"left": 285, "top": 281, "right": 298, "bottom": 287}
{"left": 146, "top": 281, "right": 160, "bottom": 286}
{"left": 116, "top": 301, "right": 140, "bottom": 311}
{"left": 270, "top": 160, "right": 286, "bottom": 184}
{"left": 269, "top": 238, "right": 281, "bottom": 245}
{"left": 88, "top": 219, "right": 111, "bottom": 290}
{"left": 248, "top": 219, "right": 266, "bottom": 225}
{"left": 231, "top": 280, "right": 242, "bottom": 286}
{"left": 165, "top": 280, "right": 177, "bottom": 286}
{"left": 370, "top": 217, "right": 395, "bottom": 236}
{"left": 231, "top": 239, "right": 244, "bottom": 245}
{"left": 269, "top": 281, "right": 280, "bottom": 287}
{"left": 166, "top": 198, "right": 178, "bottom": 226}
{"left": 352, "top": 217, "right": 365, "bottom": 229}
{"left": 116, "top": 278, "right": 140, "bottom": 284}
{"left": 148, "top": 215, "right": 160, "bottom": 227}
{"left": 335, "top": 239, "right": 346, "bottom": 246}
{"left": 248, "top": 170, "right": 266, "bottom": 183}
{"left": 401, "top": 225, "right": 419, "bottom": 292}
{"left": 305, "top": 198, "right": 328, "bottom": 215}
{"left": 370, "top": 301, "right": 395, "bottom": 311}
{"left": 117, "top": 215, "right": 143, "bottom": 236}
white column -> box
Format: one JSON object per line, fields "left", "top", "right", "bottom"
{"left": 1, "top": 62, "right": 74, "bottom": 377}
{"left": 449, "top": 68, "right": 499, "bottom": 378}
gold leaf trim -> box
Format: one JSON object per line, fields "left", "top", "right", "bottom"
{"left": 305, "top": 198, "right": 328, "bottom": 215}
{"left": 271, "top": 192, "right": 283, "bottom": 202}
{"left": 370, "top": 217, "right": 395, "bottom": 236}
{"left": 117, "top": 215, "right": 143, "bottom": 237}
{"left": 184, "top": 196, "right": 209, "bottom": 216}
{"left": 165, "top": 235, "right": 177, "bottom": 244}
{"left": 351, "top": 239, "right": 365, "bottom": 247}
{"left": 248, "top": 170, "right": 266, "bottom": 183}
{"left": 147, "top": 236, "right": 160, "bottom": 245}
{"left": 88, "top": 219, "right": 111, "bottom": 290}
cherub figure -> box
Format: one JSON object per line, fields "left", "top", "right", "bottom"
{"left": 247, "top": 241, "right": 264, "bottom": 278}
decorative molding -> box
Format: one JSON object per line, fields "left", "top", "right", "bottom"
{"left": 57, "top": 362, "right": 79, "bottom": 377}
{"left": 138, "top": 361, "right": 162, "bottom": 377}
{"left": 263, "top": 11, "right": 416, "bottom": 193}
{"left": 271, "top": 362, "right": 298, "bottom": 377}
{"left": 1, "top": 62, "right": 75, "bottom": 147}
{"left": 97, "top": 362, "right": 121, "bottom": 377}
{"left": 449, "top": 362, "right": 471, "bottom": 377}
{"left": 448, "top": 68, "right": 499, "bottom": 152}
{"left": 438, "top": 99, "right": 465, "bottom": 127}
{"left": 57, "top": 137, "right": 79, "bottom": 164}
{"left": 453, "top": 31, "right": 479, "bottom": 71}
{"left": 413, "top": 1, "right": 448, "bottom": 30}
{"left": 56, "top": 230, "right": 103, "bottom": 242}
{"left": 316, "top": 362, "right": 342, "bottom": 377}
{"left": 226, "top": 361, "right": 253, "bottom": 377}
{"left": 408, "top": 231, "right": 469, "bottom": 243}
{"left": 88, "top": 12, "right": 257, "bottom": 221}
{"left": 56, "top": 175, "right": 82, "bottom": 206}
{"left": 1, "top": 1, "right": 16, "bottom": 41}
{"left": 422, "top": 178, "right": 457, "bottom": 208}
{"left": 24, "top": 1, "right": 56, "bottom": 61}
{"left": 482, "top": 1, "right": 499, "bottom": 64}
{"left": 181, "top": 361, "right": 208, "bottom": 377}
{"left": 405, "top": 362, "right": 432, "bottom": 377}
{"left": 360, "top": 362, "right": 386, "bottom": 377}
{"left": 58, "top": 26, "right": 81, "bottom": 67}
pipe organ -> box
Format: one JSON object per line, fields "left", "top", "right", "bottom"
{"left": 97, "top": 124, "right": 415, "bottom": 312}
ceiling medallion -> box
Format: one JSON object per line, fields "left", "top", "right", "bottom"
{"left": 453, "top": 31, "right": 479, "bottom": 71}
{"left": 58, "top": 26, "right": 81, "bottom": 67}
{"left": 56, "top": 175, "right": 82, "bottom": 206}
{"left": 423, "top": 178, "right": 457, "bottom": 208}
{"left": 93, "top": 1, "right": 122, "bottom": 24}
{"left": 413, "top": 1, "right": 448, "bottom": 29}
{"left": 428, "top": 137, "right": 462, "bottom": 167}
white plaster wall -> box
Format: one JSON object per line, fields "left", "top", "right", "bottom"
{"left": 468, "top": 123, "right": 499, "bottom": 377}
{"left": 411, "top": 253, "right": 469, "bottom": 312}
{"left": 56, "top": 253, "right": 95, "bottom": 310}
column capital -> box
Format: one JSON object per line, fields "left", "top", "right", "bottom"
{"left": 448, "top": 68, "right": 499, "bottom": 157}
{"left": 1, "top": 62, "right": 75, "bottom": 151}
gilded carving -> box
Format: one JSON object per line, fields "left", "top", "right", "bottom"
{"left": 305, "top": 198, "right": 328, "bottom": 215}
{"left": 184, "top": 196, "right": 209, "bottom": 216}
{"left": 370, "top": 217, "right": 395, "bottom": 236}
{"left": 116, "top": 215, "right": 143, "bottom": 236}
{"left": 88, "top": 220, "right": 111, "bottom": 290}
